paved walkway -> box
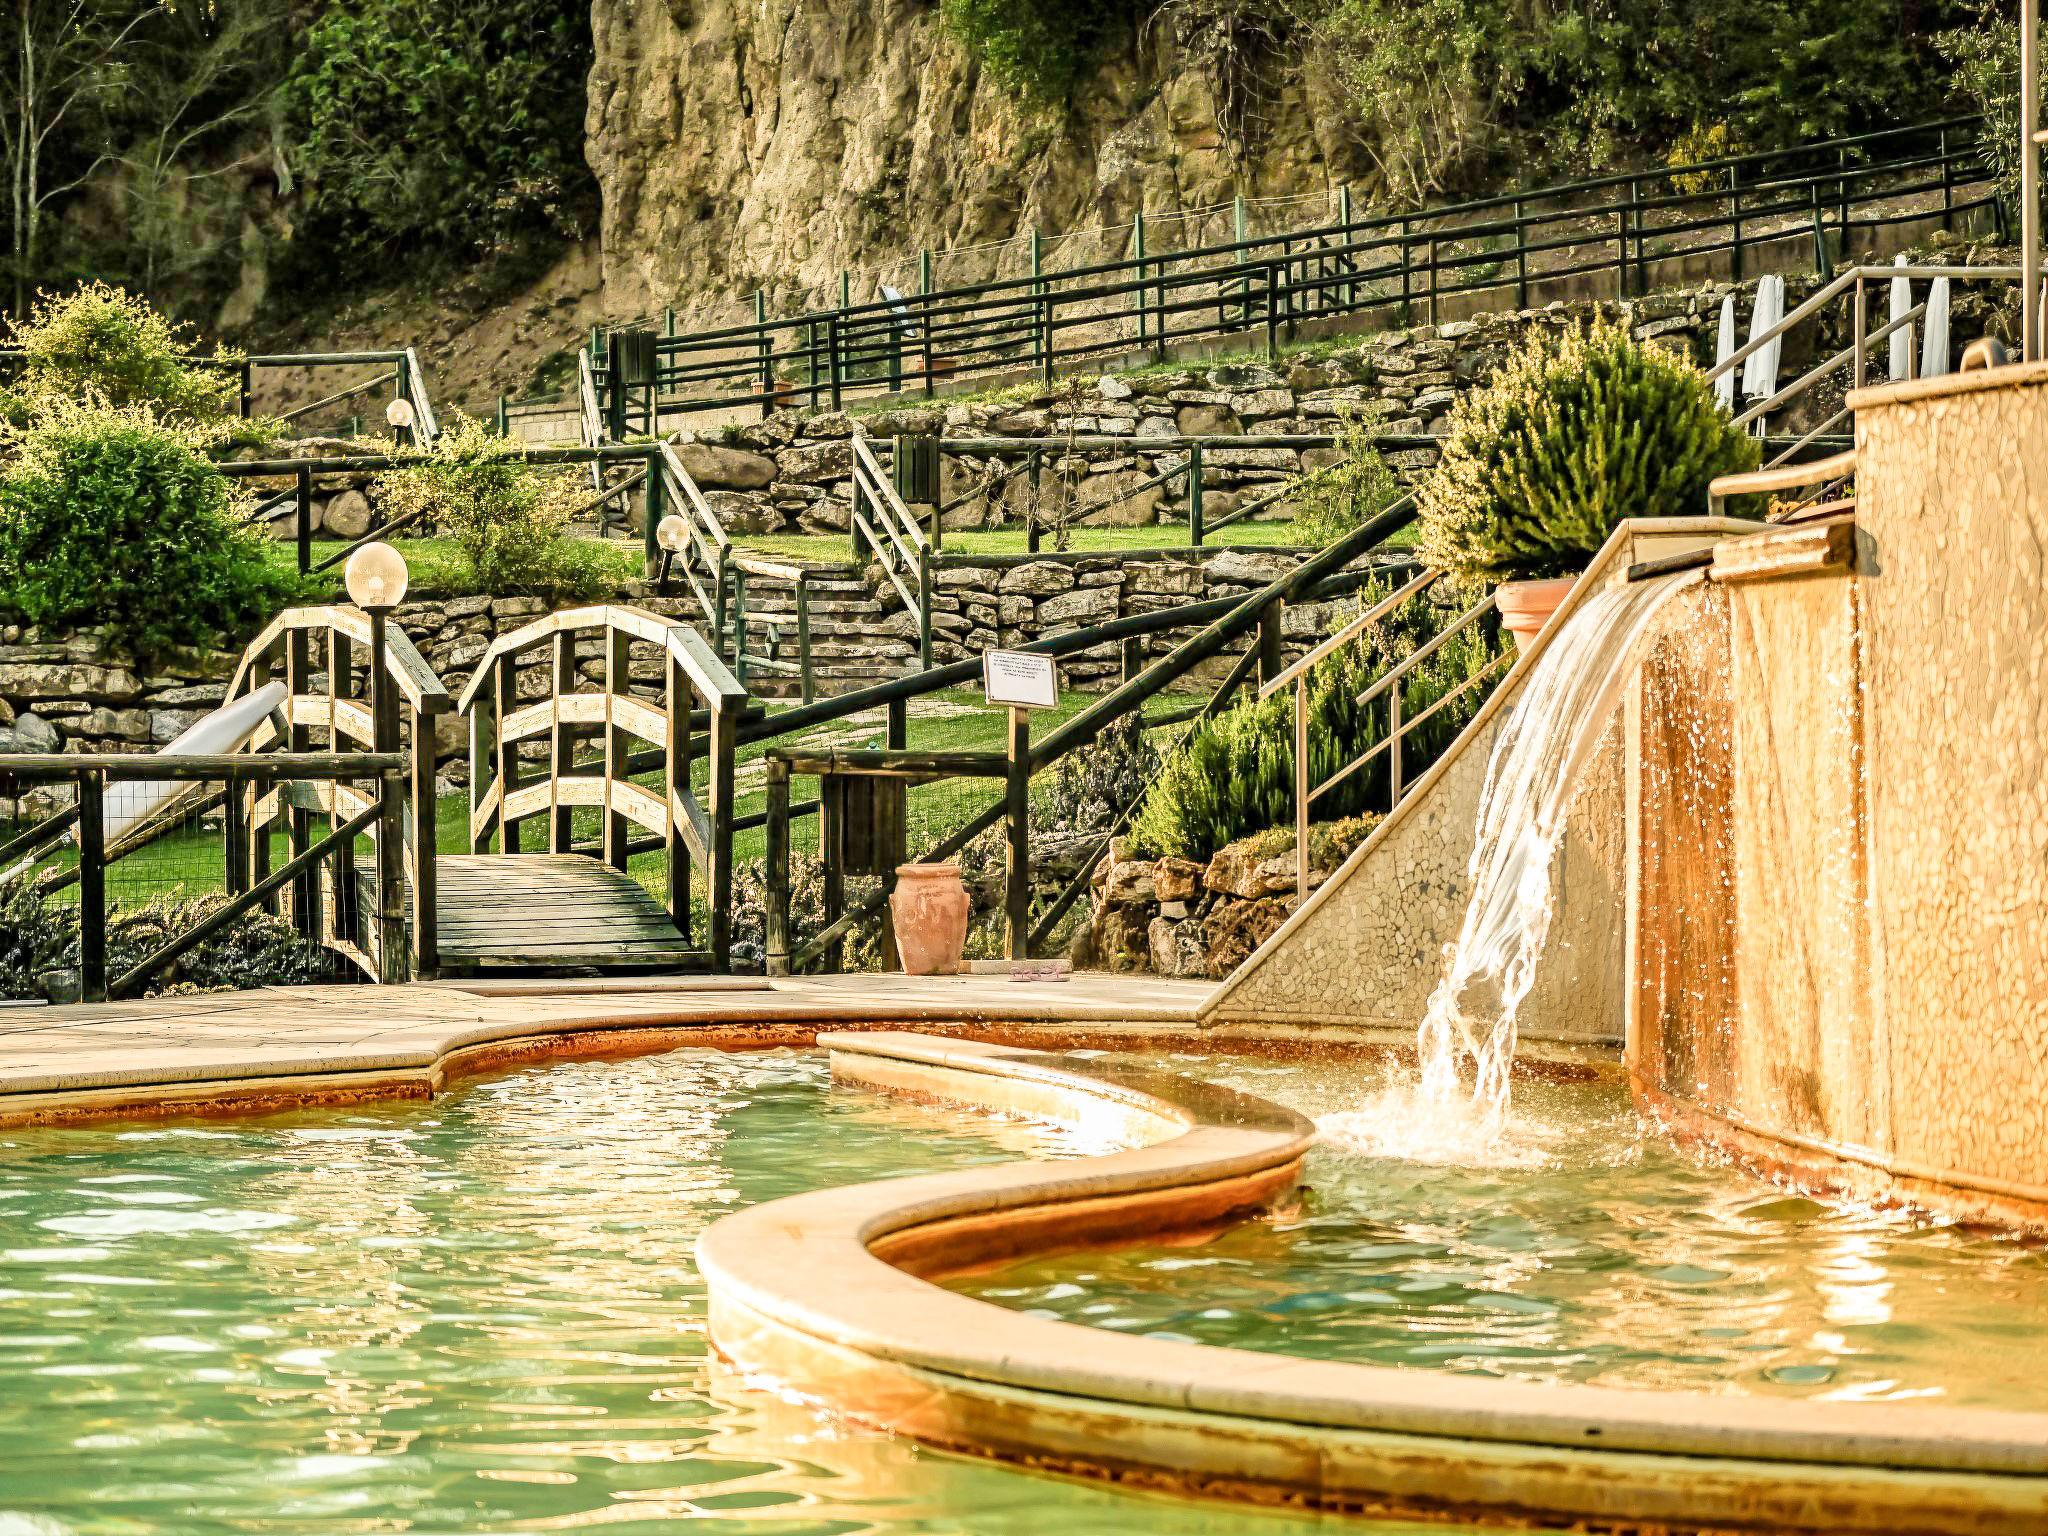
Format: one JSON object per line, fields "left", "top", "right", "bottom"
{"left": 0, "top": 973, "right": 1214, "bottom": 1123}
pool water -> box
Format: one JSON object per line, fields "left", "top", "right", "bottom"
{"left": 0, "top": 1047, "right": 1485, "bottom": 1536}
{"left": 954, "top": 1055, "right": 2048, "bottom": 1411}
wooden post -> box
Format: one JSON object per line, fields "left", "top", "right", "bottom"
{"left": 497, "top": 393, "right": 509, "bottom": 436}
{"left": 641, "top": 447, "right": 663, "bottom": 577}
{"left": 1027, "top": 448, "right": 1043, "bottom": 551}
{"left": 494, "top": 656, "right": 521, "bottom": 855}
{"left": 1257, "top": 597, "right": 1285, "bottom": 684}
{"left": 77, "top": 769, "right": 106, "bottom": 1003}
{"left": 878, "top": 697, "right": 908, "bottom": 972}
{"left": 1264, "top": 263, "right": 1280, "bottom": 358}
{"left": 1133, "top": 210, "right": 1151, "bottom": 356}
{"left": 328, "top": 630, "right": 358, "bottom": 936}
{"left": 295, "top": 466, "right": 312, "bottom": 576}
{"left": 286, "top": 630, "right": 315, "bottom": 934}
{"left": 828, "top": 313, "right": 843, "bottom": 411}
{"left": 550, "top": 631, "right": 577, "bottom": 852}
{"left": 369, "top": 610, "right": 408, "bottom": 982}
{"left": 1941, "top": 125, "right": 1953, "bottom": 230}
{"left": 1187, "top": 443, "right": 1204, "bottom": 545}
{"left": 1515, "top": 195, "right": 1529, "bottom": 308}
{"left": 249, "top": 766, "right": 273, "bottom": 911}
{"left": 755, "top": 288, "right": 772, "bottom": 421}
{"left": 603, "top": 626, "right": 631, "bottom": 871}
{"left": 732, "top": 568, "right": 750, "bottom": 690}
{"left": 1039, "top": 293, "right": 1054, "bottom": 384}
{"left": 1120, "top": 636, "right": 1143, "bottom": 686}
{"left": 764, "top": 756, "right": 790, "bottom": 976}
{"left": 1730, "top": 165, "right": 1745, "bottom": 281}
{"left": 468, "top": 665, "right": 494, "bottom": 856}
{"left": 410, "top": 701, "right": 438, "bottom": 978}
{"left": 664, "top": 649, "right": 691, "bottom": 941}
{"left": 820, "top": 774, "right": 845, "bottom": 972}
{"left": 706, "top": 693, "right": 737, "bottom": 972}
{"left": 1005, "top": 706, "right": 1030, "bottom": 961}
{"left": 224, "top": 766, "right": 248, "bottom": 896}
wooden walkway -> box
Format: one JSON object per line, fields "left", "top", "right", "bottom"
{"left": 432, "top": 854, "right": 701, "bottom": 974}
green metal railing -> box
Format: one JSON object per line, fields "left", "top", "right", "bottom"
{"left": 594, "top": 117, "right": 1991, "bottom": 424}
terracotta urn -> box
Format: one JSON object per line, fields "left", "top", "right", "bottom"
{"left": 890, "top": 863, "right": 972, "bottom": 975}
{"left": 1494, "top": 575, "right": 1578, "bottom": 646}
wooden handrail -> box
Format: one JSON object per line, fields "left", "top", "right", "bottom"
{"left": 228, "top": 606, "right": 452, "bottom": 715}
{"left": 454, "top": 605, "right": 743, "bottom": 712}
{"left": 1709, "top": 447, "right": 1857, "bottom": 500}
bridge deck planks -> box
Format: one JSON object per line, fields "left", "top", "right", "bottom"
{"left": 432, "top": 854, "right": 701, "bottom": 972}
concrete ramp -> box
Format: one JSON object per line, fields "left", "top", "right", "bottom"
{"left": 1201, "top": 517, "right": 1759, "bottom": 1045}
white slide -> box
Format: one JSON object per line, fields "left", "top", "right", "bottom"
{"left": 102, "top": 681, "right": 288, "bottom": 849}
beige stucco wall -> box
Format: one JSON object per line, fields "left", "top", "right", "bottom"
{"left": 1629, "top": 363, "right": 2048, "bottom": 1216}
{"left": 1203, "top": 517, "right": 1758, "bottom": 1042}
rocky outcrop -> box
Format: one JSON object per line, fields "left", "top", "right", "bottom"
{"left": 584, "top": 0, "right": 1365, "bottom": 318}
{"left": 1088, "top": 820, "right": 1380, "bottom": 978}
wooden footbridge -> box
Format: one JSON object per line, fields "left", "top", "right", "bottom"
{"left": 180, "top": 602, "right": 748, "bottom": 989}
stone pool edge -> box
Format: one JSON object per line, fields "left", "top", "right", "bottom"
{"left": 698, "top": 1030, "right": 2048, "bottom": 1536}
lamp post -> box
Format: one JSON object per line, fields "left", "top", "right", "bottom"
{"left": 345, "top": 541, "right": 410, "bottom": 980}
{"left": 386, "top": 396, "right": 417, "bottom": 452}
{"left": 655, "top": 513, "right": 688, "bottom": 596}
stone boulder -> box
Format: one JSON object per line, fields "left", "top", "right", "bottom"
{"left": 1073, "top": 469, "right": 1163, "bottom": 526}
{"left": 999, "top": 561, "right": 1076, "bottom": 598}
{"left": 1098, "top": 858, "right": 1157, "bottom": 904}
{"left": 323, "top": 490, "right": 374, "bottom": 541}
{"left": 1204, "top": 841, "right": 1297, "bottom": 900}
{"left": 1152, "top": 856, "right": 1205, "bottom": 903}
{"left": 1175, "top": 402, "right": 1240, "bottom": 436}
{"left": 674, "top": 442, "right": 777, "bottom": 490}
{"left": 0, "top": 711, "right": 60, "bottom": 754}
{"left": 1203, "top": 897, "right": 1291, "bottom": 974}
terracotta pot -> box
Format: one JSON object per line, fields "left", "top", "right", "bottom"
{"left": 890, "top": 863, "right": 972, "bottom": 976}
{"left": 1494, "top": 575, "right": 1578, "bottom": 646}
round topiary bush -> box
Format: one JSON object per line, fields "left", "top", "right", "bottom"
{"left": 1416, "top": 319, "right": 1759, "bottom": 582}
{"left": 0, "top": 399, "right": 296, "bottom": 658}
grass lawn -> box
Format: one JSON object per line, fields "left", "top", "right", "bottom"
{"left": 260, "top": 537, "right": 648, "bottom": 603}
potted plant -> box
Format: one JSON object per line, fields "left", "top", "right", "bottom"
{"left": 1415, "top": 319, "right": 1759, "bottom": 645}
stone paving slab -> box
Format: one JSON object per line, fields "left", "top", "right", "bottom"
{"left": 0, "top": 973, "right": 1213, "bottom": 1115}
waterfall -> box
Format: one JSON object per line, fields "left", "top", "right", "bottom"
{"left": 1322, "top": 574, "right": 1687, "bottom": 1164}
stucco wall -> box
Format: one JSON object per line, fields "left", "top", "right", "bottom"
{"left": 1627, "top": 363, "right": 2048, "bottom": 1220}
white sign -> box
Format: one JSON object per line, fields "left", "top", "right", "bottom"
{"left": 982, "top": 649, "right": 1058, "bottom": 710}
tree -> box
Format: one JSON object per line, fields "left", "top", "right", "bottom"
{"left": 0, "top": 0, "right": 163, "bottom": 315}
{"left": 114, "top": 0, "right": 290, "bottom": 294}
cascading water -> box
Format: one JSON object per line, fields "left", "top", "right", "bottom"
{"left": 1322, "top": 574, "right": 1690, "bottom": 1164}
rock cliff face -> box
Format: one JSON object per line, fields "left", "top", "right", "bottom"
{"left": 585, "top": 0, "right": 1364, "bottom": 318}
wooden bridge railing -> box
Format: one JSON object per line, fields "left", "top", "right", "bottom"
{"left": 226, "top": 605, "right": 453, "bottom": 981}
{"left": 849, "top": 433, "right": 932, "bottom": 668}
{"left": 457, "top": 605, "right": 747, "bottom": 969}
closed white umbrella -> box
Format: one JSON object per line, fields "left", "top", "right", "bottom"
{"left": 1742, "top": 276, "right": 1784, "bottom": 405}
{"left": 1714, "top": 294, "right": 1737, "bottom": 410}
{"left": 1920, "top": 276, "right": 1951, "bottom": 378}
{"left": 1889, "top": 256, "right": 1914, "bottom": 382}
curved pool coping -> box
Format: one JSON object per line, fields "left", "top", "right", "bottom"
{"left": 699, "top": 1031, "right": 2048, "bottom": 1534}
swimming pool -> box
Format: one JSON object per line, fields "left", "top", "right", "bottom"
{"left": 0, "top": 1045, "right": 1463, "bottom": 1535}
{"left": 951, "top": 1054, "right": 2048, "bottom": 1411}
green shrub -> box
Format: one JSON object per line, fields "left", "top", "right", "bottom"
{"left": 0, "top": 399, "right": 296, "bottom": 658}
{"left": 938, "top": 0, "right": 1144, "bottom": 101}
{"left": 1290, "top": 413, "right": 1405, "bottom": 547}
{"left": 6, "top": 282, "right": 240, "bottom": 430}
{"left": 372, "top": 415, "right": 599, "bottom": 600}
{"left": 1127, "top": 575, "right": 1508, "bottom": 860}
{"left": 1416, "top": 320, "right": 1758, "bottom": 583}
{"left": 0, "top": 884, "right": 325, "bottom": 1001}
{"left": 284, "top": 0, "right": 597, "bottom": 273}
{"left": 1941, "top": 10, "right": 2046, "bottom": 231}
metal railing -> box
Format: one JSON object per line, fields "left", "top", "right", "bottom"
{"left": 1260, "top": 571, "right": 1511, "bottom": 904}
{"left": 596, "top": 118, "right": 1990, "bottom": 422}
{"left": 1704, "top": 262, "right": 2021, "bottom": 466}
{"left": 755, "top": 498, "right": 1427, "bottom": 973}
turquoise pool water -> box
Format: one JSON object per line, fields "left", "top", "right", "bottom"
{"left": 955, "top": 1054, "right": 2048, "bottom": 1411}
{"left": 0, "top": 1047, "right": 1490, "bottom": 1536}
